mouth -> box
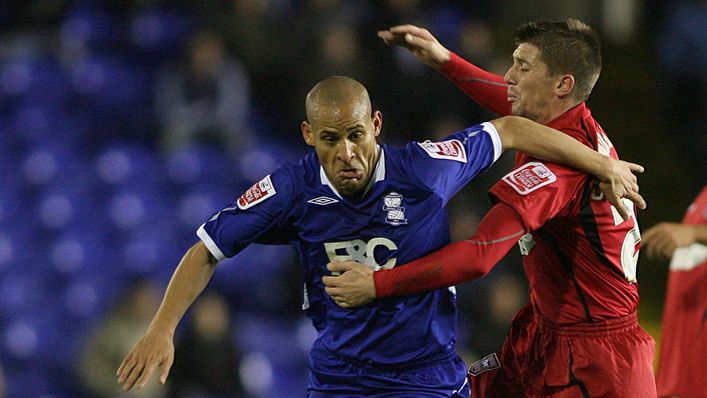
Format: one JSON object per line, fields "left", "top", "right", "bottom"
{"left": 338, "top": 168, "right": 364, "bottom": 180}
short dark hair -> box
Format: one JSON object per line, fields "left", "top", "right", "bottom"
{"left": 514, "top": 19, "right": 602, "bottom": 102}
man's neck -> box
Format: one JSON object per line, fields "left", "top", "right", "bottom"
{"left": 536, "top": 99, "right": 581, "bottom": 125}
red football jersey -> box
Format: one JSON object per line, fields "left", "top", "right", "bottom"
{"left": 656, "top": 186, "right": 707, "bottom": 398}
{"left": 489, "top": 103, "right": 641, "bottom": 325}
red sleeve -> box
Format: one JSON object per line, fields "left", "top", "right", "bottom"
{"left": 438, "top": 52, "right": 512, "bottom": 116}
{"left": 490, "top": 161, "right": 587, "bottom": 231}
{"left": 374, "top": 202, "right": 525, "bottom": 298}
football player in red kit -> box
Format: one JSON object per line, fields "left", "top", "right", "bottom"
{"left": 324, "top": 20, "right": 656, "bottom": 397}
{"left": 644, "top": 186, "right": 707, "bottom": 398}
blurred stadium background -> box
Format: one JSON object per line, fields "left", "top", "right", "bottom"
{"left": 0, "top": 1, "right": 704, "bottom": 397}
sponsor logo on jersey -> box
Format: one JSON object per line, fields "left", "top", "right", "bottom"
{"left": 324, "top": 237, "right": 398, "bottom": 271}
{"left": 467, "top": 353, "right": 501, "bottom": 376}
{"left": 383, "top": 192, "right": 407, "bottom": 226}
{"left": 307, "top": 196, "right": 339, "bottom": 206}
{"left": 502, "top": 162, "right": 556, "bottom": 195}
{"left": 417, "top": 139, "right": 467, "bottom": 163}
{"left": 237, "top": 175, "right": 276, "bottom": 210}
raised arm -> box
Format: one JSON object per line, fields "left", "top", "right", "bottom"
{"left": 324, "top": 202, "right": 524, "bottom": 307}
{"left": 378, "top": 24, "right": 511, "bottom": 115}
{"left": 491, "top": 116, "right": 646, "bottom": 220}
{"left": 116, "top": 241, "right": 218, "bottom": 391}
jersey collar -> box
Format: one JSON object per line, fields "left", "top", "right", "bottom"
{"left": 319, "top": 146, "right": 385, "bottom": 199}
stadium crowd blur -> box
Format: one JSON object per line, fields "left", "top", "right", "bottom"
{"left": 0, "top": 1, "right": 703, "bottom": 397}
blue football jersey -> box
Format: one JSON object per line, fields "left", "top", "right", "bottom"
{"left": 198, "top": 122, "right": 501, "bottom": 367}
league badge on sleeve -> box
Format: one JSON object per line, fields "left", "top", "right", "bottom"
{"left": 501, "top": 162, "right": 556, "bottom": 195}
{"left": 417, "top": 139, "right": 467, "bottom": 163}
{"left": 467, "top": 353, "right": 501, "bottom": 376}
{"left": 237, "top": 175, "right": 276, "bottom": 210}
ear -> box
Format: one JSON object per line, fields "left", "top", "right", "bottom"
{"left": 555, "top": 74, "right": 575, "bottom": 98}
{"left": 301, "top": 121, "right": 315, "bottom": 146}
{"left": 372, "top": 110, "right": 383, "bottom": 138}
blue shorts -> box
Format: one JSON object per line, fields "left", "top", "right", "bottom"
{"left": 307, "top": 348, "right": 469, "bottom": 397}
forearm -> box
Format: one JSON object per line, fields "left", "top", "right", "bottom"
{"left": 148, "top": 241, "right": 218, "bottom": 335}
{"left": 493, "top": 116, "right": 608, "bottom": 176}
{"left": 692, "top": 224, "right": 707, "bottom": 245}
{"left": 438, "top": 52, "right": 511, "bottom": 116}
{"left": 374, "top": 203, "right": 524, "bottom": 297}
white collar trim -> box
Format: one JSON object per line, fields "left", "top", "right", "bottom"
{"left": 319, "top": 146, "right": 385, "bottom": 199}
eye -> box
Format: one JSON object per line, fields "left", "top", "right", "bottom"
{"left": 350, "top": 132, "right": 362, "bottom": 140}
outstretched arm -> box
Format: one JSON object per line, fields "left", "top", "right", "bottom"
{"left": 378, "top": 24, "right": 511, "bottom": 115}
{"left": 324, "top": 202, "right": 524, "bottom": 307}
{"left": 491, "top": 116, "right": 646, "bottom": 220}
{"left": 642, "top": 222, "right": 707, "bottom": 259}
{"left": 116, "top": 241, "right": 218, "bottom": 391}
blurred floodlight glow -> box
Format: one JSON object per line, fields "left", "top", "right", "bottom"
{"left": 239, "top": 149, "right": 275, "bottom": 182}
{"left": 23, "top": 150, "right": 58, "bottom": 185}
{"left": 0, "top": 235, "right": 13, "bottom": 269}
{"left": 178, "top": 193, "right": 217, "bottom": 227}
{"left": 96, "top": 149, "right": 132, "bottom": 184}
{"left": 130, "top": 14, "right": 165, "bottom": 48}
{"left": 296, "top": 317, "right": 317, "bottom": 354}
{"left": 64, "top": 281, "right": 98, "bottom": 317}
{"left": 5, "top": 321, "right": 38, "bottom": 359}
{"left": 0, "top": 59, "right": 32, "bottom": 95}
{"left": 70, "top": 59, "right": 106, "bottom": 94}
{"left": 240, "top": 352, "right": 273, "bottom": 395}
{"left": 39, "top": 195, "right": 73, "bottom": 229}
{"left": 51, "top": 239, "right": 85, "bottom": 274}
{"left": 123, "top": 240, "right": 159, "bottom": 274}
{"left": 109, "top": 193, "right": 146, "bottom": 229}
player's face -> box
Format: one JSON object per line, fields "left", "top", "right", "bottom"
{"left": 302, "top": 102, "right": 382, "bottom": 197}
{"left": 504, "top": 43, "right": 558, "bottom": 124}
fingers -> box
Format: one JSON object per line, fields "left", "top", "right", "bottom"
{"left": 116, "top": 352, "right": 134, "bottom": 377}
{"left": 321, "top": 275, "right": 338, "bottom": 287}
{"left": 121, "top": 359, "right": 145, "bottom": 391}
{"left": 327, "top": 261, "right": 356, "bottom": 274}
{"left": 325, "top": 286, "right": 351, "bottom": 308}
{"left": 388, "top": 24, "right": 430, "bottom": 38}
{"left": 611, "top": 194, "right": 631, "bottom": 221}
{"left": 626, "top": 191, "right": 647, "bottom": 210}
{"left": 626, "top": 162, "right": 645, "bottom": 173}
{"left": 159, "top": 356, "right": 173, "bottom": 385}
{"left": 135, "top": 361, "right": 159, "bottom": 390}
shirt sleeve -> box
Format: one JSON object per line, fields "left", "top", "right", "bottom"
{"left": 374, "top": 202, "right": 525, "bottom": 297}
{"left": 406, "top": 122, "right": 502, "bottom": 203}
{"left": 197, "top": 167, "right": 296, "bottom": 261}
{"left": 438, "top": 52, "right": 512, "bottom": 116}
{"left": 489, "top": 161, "right": 587, "bottom": 232}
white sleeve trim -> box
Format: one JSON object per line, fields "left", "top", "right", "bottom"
{"left": 481, "top": 121, "right": 502, "bottom": 163}
{"left": 197, "top": 224, "right": 226, "bottom": 261}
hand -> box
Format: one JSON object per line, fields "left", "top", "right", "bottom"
{"left": 642, "top": 222, "right": 696, "bottom": 259}
{"left": 322, "top": 261, "right": 376, "bottom": 308}
{"left": 597, "top": 158, "right": 646, "bottom": 221}
{"left": 116, "top": 328, "right": 174, "bottom": 391}
{"left": 377, "top": 25, "right": 451, "bottom": 69}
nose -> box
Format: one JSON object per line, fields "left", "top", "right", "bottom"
{"left": 504, "top": 66, "right": 515, "bottom": 85}
{"left": 337, "top": 139, "right": 355, "bottom": 162}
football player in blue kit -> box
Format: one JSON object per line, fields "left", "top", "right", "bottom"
{"left": 117, "top": 76, "right": 644, "bottom": 396}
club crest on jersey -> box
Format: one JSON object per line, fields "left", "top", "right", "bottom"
{"left": 502, "top": 162, "right": 556, "bottom": 195}
{"left": 418, "top": 139, "right": 467, "bottom": 163}
{"left": 383, "top": 192, "right": 407, "bottom": 226}
{"left": 237, "top": 175, "right": 276, "bottom": 210}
